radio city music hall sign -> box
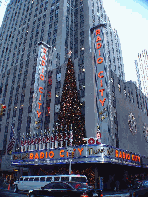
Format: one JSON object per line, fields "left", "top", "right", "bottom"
{"left": 115, "top": 150, "right": 140, "bottom": 163}
{"left": 29, "top": 148, "right": 83, "bottom": 160}
{"left": 31, "top": 43, "right": 51, "bottom": 132}
{"left": 95, "top": 28, "right": 106, "bottom": 107}
{"left": 12, "top": 147, "right": 84, "bottom": 161}
{"left": 37, "top": 46, "right": 48, "bottom": 119}
{"left": 12, "top": 145, "right": 141, "bottom": 167}
{"left": 12, "top": 146, "right": 109, "bottom": 161}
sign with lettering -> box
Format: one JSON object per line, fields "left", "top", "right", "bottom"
{"left": 31, "top": 43, "right": 51, "bottom": 133}
{"left": 115, "top": 149, "right": 140, "bottom": 163}
{"left": 94, "top": 28, "right": 106, "bottom": 107}
{"left": 11, "top": 144, "right": 141, "bottom": 167}
{"left": 90, "top": 24, "right": 108, "bottom": 141}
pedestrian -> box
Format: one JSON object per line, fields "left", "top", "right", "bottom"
{"left": 96, "top": 177, "right": 100, "bottom": 189}
{"left": 10, "top": 179, "right": 14, "bottom": 189}
{"left": 111, "top": 177, "right": 115, "bottom": 191}
{"left": 115, "top": 180, "right": 120, "bottom": 191}
{"left": 130, "top": 175, "right": 134, "bottom": 188}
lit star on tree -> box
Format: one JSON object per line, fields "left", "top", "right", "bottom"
{"left": 68, "top": 50, "right": 72, "bottom": 57}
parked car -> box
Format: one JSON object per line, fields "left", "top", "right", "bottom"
{"left": 130, "top": 180, "right": 148, "bottom": 197}
{"left": 28, "top": 181, "right": 103, "bottom": 197}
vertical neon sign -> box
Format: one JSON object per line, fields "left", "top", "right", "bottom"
{"left": 95, "top": 28, "right": 106, "bottom": 106}
{"left": 31, "top": 43, "right": 51, "bottom": 134}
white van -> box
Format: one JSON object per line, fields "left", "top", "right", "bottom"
{"left": 13, "top": 174, "right": 88, "bottom": 192}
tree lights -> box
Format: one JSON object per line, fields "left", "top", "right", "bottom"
{"left": 57, "top": 58, "right": 86, "bottom": 146}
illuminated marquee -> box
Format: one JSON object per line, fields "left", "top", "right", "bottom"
{"left": 29, "top": 148, "right": 83, "bottom": 160}
{"left": 115, "top": 150, "right": 140, "bottom": 163}
{"left": 11, "top": 144, "right": 141, "bottom": 167}
{"left": 12, "top": 147, "right": 84, "bottom": 161}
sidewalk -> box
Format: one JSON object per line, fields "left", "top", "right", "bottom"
{"left": 0, "top": 184, "right": 28, "bottom": 196}
{"left": 103, "top": 189, "right": 130, "bottom": 197}
{"left": 0, "top": 183, "right": 15, "bottom": 191}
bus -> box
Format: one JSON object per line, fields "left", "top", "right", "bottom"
{"left": 13, "top": 174, "right": 88, "bottom": 193}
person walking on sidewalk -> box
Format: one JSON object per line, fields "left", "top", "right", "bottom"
{"left": 10, "top": 179, "right": 14, "bottom": 190}
{"left": 115, "top": 180, "right": 120, "bottom": 191}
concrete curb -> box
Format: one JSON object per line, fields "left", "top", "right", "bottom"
{"left": 104, "top": 193, "right": 130, "bottom": 197}
{"left": 103, "top": 190, "right": 130, "bottom": 197}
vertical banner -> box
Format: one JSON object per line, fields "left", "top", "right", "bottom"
{"left": 31, "top": 42, "right": 51, "bottom": 135}
{"left": 90, "top": 24, "right": 108, "bottom": 142}
{"left": 94, "top": 27, "right": 107, "bottom": 108}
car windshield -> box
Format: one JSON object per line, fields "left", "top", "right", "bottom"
{"left": 44, "top": 182, "right": 73, "bottom": 190}
{"left": 68, "top": 182, "right": 88, "bottom": 190}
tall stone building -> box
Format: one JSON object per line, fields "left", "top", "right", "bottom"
{"left": 1, "top": 0, "right": 148, "bottom": 187}
{"left": 135, "top": 49, "right": 148, "bottom": 97}
{"left": 0, "top": 0, "right": 125, "bottom": 168}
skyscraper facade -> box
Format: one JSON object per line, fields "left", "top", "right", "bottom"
{"left": 0, "top": 0, "right": 125, "bottom": 162}
{"left": 1, "top": 0, "right": 148, "bottom": 187}
{"left": 135, "top": 49, "right": 148, "bottom": 97}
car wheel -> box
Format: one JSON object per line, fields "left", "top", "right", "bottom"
{"left": 13, "top": 185, "right": 18, "bottom": 193}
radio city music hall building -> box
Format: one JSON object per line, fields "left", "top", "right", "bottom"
{"left": 1, "top": 0, "right": 148, "bottom": 189}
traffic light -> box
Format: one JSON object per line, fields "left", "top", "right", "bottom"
{"left": 1, "top": 105, "right": 6, "bottom": 116}
{"left": 0, "top": 105, "right": 3, "bottom": 116}
{"left": 2, "top": 105, "right": 6, "bottom": 116}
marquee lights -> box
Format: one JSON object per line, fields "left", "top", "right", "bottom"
{"left": 29, "top": 148, "right": 84, "bottom": 160}
{"left": 115, "top": 150, "right": 140, "bottom": 163}
{"left": 12, "top": 144, "right": 142, "bottom": 167}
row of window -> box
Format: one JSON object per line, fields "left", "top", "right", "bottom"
{"left": 111, "top": 72, "right": 148, "bottom": 114}
{"left": 1, "top": 0, "right": 55, "bottom": 49}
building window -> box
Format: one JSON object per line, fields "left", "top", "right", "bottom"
{"left": 118, "top": 83, "right": 121, "bottom": 92}
{"left": 124, "top": 86, "right": 126, "bottom": 96}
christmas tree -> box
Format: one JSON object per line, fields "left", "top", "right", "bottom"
{"left": 57, "top": 58, "right": 86, "bottom": 146}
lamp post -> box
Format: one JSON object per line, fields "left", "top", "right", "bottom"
{"left": 69, "top": 159, "right": 72, "bottom": 175}
{"left": 67, "top": 147, "right": 73, "bottom": 175}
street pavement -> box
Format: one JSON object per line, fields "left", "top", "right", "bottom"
{"left": 103, "top": 190, "right": 130, "bottom": 197}
{"left": 0, "top": 184, "right": 131, "bottom": 197}
{"left": 102, "top": 189, "right": 130, "bottom": 197}
{"left": 0, "top": 188, "right": 130, "bottom": 197}
{"left": 0, "top": 188, "right": 27, "bottom": 197}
